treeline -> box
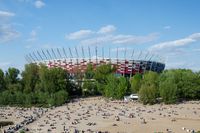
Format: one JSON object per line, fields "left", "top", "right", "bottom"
{"left": 0, "top": 63, "right": 200, "bottom": 107}
{"left": 82, "top": 64, "right": 200, "bottom": 104}
{"left": 0, "top": 64, "right": 80, "bottom": 107}
{"left": 131, "top": 69, "right": 200, "bottom": 104}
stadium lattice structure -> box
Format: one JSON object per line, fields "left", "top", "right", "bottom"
{"left": 25, "top": 47, "right": 165, "bottom": 77}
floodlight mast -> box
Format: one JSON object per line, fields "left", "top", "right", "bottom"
{"left": 57, "top": 48, "right": 62, "bottom": 59}
{"left": 63, "top": 47, "right": 67, "bottom": 58}
{"left": 68, "top": 47, "right": 73, "bottom": 74}
{"left": 116, "top": 47, "right": 119, "bottom": 72}
{"left": 75, "top": 47, "right": 79, "bottom": 71}
{"left": 29, "top": 53, "right": 35, "bottom": 62}
{"left": 109, "top": 47, "right": 111, "bottom": 63}
{"left": 42, "top": 50, "right": 48, "bottom": 60}
{"left": 81, "top": 47, "right": 85, "bottom": 70}
{"left": 123, "top": 48, "right": 127, "bottom": 77}
{"left": 138, "top": 51, "right": 142, "bottom": 60}
{"left": 27, "top": 55, "right": 33, "bottom": 63}
{"left": 130, "top": 49, "right": 134, "bottom": 77}
{"left": 68, "top": 47, "right": 73, "bottom": 58}
{"left": 102, "top": 47, "right": 104, "bottom": 64}
{"left": 149, "top": 54, "right": 154, "bottom": 71}
{"left": 33, "top": 52, "right": 39, "bottom": 62}
{"left": 137, "top": 51, "right": 142, "bottom": 73}
{"left": 37, "top": 51, "right": 43, "bottom": 61}
{"left": 81, "top": 47, "right": 85, "bottom": 59}
{"left": 95, "top": 46, "right": 98, "bottom": 65}
{"left": 143, "top": 52, "right": 149, "bottom": 74}
{"left": 51, "top": 48, "right": 57, "bottom": 59}
{"left": 25, "top": 55, "right": 31, "bottom": 63}
{"left": 88, "top": 47, "right": 91, "bottom": 63}
{"left": 62, "top": 48, "right": 67, "bottom": 70}
{"left": 46, "top": 49, "right": 51, "bottom": 60}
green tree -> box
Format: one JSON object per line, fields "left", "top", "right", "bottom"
{"left": 159, "top": 72, "right": 177, "bottom": 104}
{"left": 21, "top": 63, "right": 39, "bottom": 93}
{"left": 94, "top": 64, "right": 115, "bottom": 94}
{"left": 53, "top": 90, "right": 68, "bottom": 106}
{"left": 38, "top": 66, "right": 70, "bottom": 93}
{"left": 139, "top": 71, "right": 159, "bottom": 104}
{"left": 0, "top": 69, "right": 6, "bottom": 92}
{"left": 116, "top": 76, "right": 128, "bottom": 99}
{"left": 85, "top": 63, "right": 95, "bottom": 79}
{"left": 82, "top": 63, "right": 98, "bottom": 96}
{"left": 82, "top": 80, "right": 98, "bottom": 96}
{"left": 130, "top": 74, "right": 142, "bottom": 93}
{"left": 104, "top": 74, "right": 118, "bottom": 98}
{"left": 104, "top": 75, "right": 128, "bottom": 99}
{"left": 5, "top": 67, "right": 20, "bottom": 85}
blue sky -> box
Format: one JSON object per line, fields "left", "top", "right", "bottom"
{"left": 0, "top": 0, "right": 200, "bottom": 71}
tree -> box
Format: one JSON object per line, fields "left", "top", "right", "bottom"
{"left": 104, "top": 74, "right": 118, "bottom": 98}
{"left": 53, "top": 90, "right": 68, "bottom": 106}
{"left": 94, "top": 64, "right": 115, "bottom": 94}
{"left": 5, "top": 67, "right": 20, "bottom": 85}
{"left": 82, "top": 80, "right": 98, "bottom": 96}
{"left": 130, "top": 74, "right": 142, "bottom": 93}
{"left": 104, "top": 75, "right": 128, "bottom": 99}
{"left": 0, "top": 69, "right": 6, "bottom": 92}
{"left": 139, "top": 71, "right": 159, "bottom": 104}
{"left": 38, "top": 66, "right": 70, "bottom": 93}
{"left": 85, "top": 63, "right": 95, "bottom": 79}
{"left": 21, "top": 63, "right": 39, "bottom": 93}
{"left": 159, "top": 73, "right": 177, "bottom": 104}
{"left": 116, "top": 76, "right": 128, "bottom": 99}
{"left": 82, "top": 63, "right": 98, "bottom": 96}
{"left": 139, "top": 84, "right": 158, "bottom": 105}
{"left": 5, "top": 67, "right": 22, "bottom": 92}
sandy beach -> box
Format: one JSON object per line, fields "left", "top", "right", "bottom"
{"left": 1, "top": 97, "right": 200, "bottom": 133}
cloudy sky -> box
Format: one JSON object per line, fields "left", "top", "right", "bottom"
{"left": 0, "top": 0, "right": 200, "bottom": 71}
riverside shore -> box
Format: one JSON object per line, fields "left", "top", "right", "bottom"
{"left": 1, "top": 97, "right": 200, "bottom": 133}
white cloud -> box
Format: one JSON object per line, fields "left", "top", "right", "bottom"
{"left": 0, "top": 10, "right": 19, "bottom": 43}
{"left": 163, "top": 26, "right": 171, "bottom": 30}
{"left": 80, "top": 35, "right": 113, "bottom": 45}
{"left": 66, "top": 25, "right": 158, "bottom": 46}
{"left": 26, "top": 30, "right": 37, "bottom": 42}
{"left": 34, "top": 0, "right": 45, "bottom": 8}
{"left": 112, "top": 33, "right": 158, "bottom": 44}
{"left": 188, "top": 33, "right": 200, "bottom": 40}
{"left": 0, "top": 11, "right": 15, "bottom": 17}
{"left": 0, "top": 24, "right": 20, "bottom": 43}
{"left": 66, "top": 30, "right": 93, "bottom": 40}
{"left": 80, "top": 33, "right": 158, "bottom": 46}
{"left": 149, "top": 33, "right": 200, "bottom": 52}
{"left": 98, "top": 25, "right": 116, "bottom": 34}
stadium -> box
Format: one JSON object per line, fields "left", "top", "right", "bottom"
{"left": 25, "top": 47, "right": 165, "bottom": 77}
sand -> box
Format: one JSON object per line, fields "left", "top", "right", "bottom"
{"left": 1, "top": 97, "right": 200, "bottom": 133}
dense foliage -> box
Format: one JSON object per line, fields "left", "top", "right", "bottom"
{"left": 0, "top": 64, "right": 73, "bottom": 107}
{"left": 0, "top": 63, "right": 200, "bottom": 107}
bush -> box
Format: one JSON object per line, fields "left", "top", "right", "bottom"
{"left": 159, "top": 79, "right": 177, "bottom": 104}
{"left": 82, "top": 80, "right": 98, "bottom": 96}
{"left": 104, "top": 75, "right": 128, "bottom": 99}
{"left": 53, "top": 90, "right": 69, "bottom": 106}
{"left": 139, "top": 71, "right": 159, "bottom": 104}
{"left": 130, "top": 74, "right": 142, "bottom": 93}
{"left": 139, "top": 84, "right": 158, "bottom": 105}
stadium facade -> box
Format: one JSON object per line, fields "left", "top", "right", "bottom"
{"left": 25, "top": 47, "right": 165, "bottom": 77}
